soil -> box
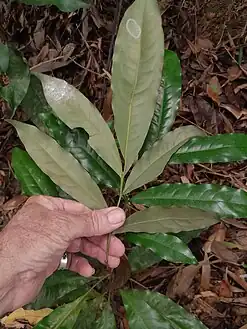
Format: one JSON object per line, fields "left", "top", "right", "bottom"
{"left": 1, "top": 0, "right": 247, "bottom": 328}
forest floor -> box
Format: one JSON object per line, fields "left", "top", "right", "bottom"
{"left": 1, "top": 0, "right": 247, "bottom": 328}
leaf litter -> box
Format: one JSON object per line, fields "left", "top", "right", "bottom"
{"left": 1, "top": 0, "right": 247, "bottom": 328}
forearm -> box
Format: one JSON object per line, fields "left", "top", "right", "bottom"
{"left": 0, "top": 230, "right": 16, "bottom": 316}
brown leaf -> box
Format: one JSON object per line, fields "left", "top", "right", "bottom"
{"left": 223, "top": 218, "right": 247, "bottom": 229}
{"left": 195, "top": 38, "right": 214, "bottom": 52}
{"left": 239, "top": 324, "right": 247, "bottom": 329}
{"left": 102, "top": 87, "right": 113, "bottom": 121}
{"left": 227, "top": 270, "right": 247, "bottom": 291}
{"left": 1, "top": 308, "right": 52, "bottom": 327}
{"left": 167, "top": 264, "right": 201, "bottom": 299}
{"left": 227, "top": 66, "right": 242, "bottom": 81}
{"left": 220, "top": 103, "right": 247, "bottom": 120}
{"left": 201, "top": 255, "right": 211, "bottom": 291}
{"left": 207, "top": 76, "right": 222, "bottom": 105}
{"left": 234, "top": 83, "right": 247, "bottom": 94}
{"left": 1, "top": 195, "right": 28, "bottom": 212}
{"left": 219, "top": 280, "right": 233, "bottom": 298}
{"left": 211, "top": 241, "right": 239, "bottom": 263}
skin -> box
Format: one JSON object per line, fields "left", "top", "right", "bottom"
{"left": 0, "top": 195, "right": 126, "bottom": 316}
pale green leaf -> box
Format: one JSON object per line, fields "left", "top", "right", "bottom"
{"left": 9, "top": 120, "right": 106, "bottom": 209}
{"left": 37, "top": 73, "right": 122, "bottom": 176}
{"left": 112, "top": 0, "right": 164, "bottom": 173}
{"left": 18, "top": 0, "right": 90, "bottom": 11}
{"left": 95, "top": 306, "right": 116, "bottom": 329}
{"left": 124, "top": 126, "right": 204, "bottom": 194}
{"left": 116, "top": 206, "right": 218, "bottom": 234}
{"left": 121, "top": 289, "right": 207, "bottom": 329}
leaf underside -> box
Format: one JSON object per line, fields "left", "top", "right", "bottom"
{"left": 38, "top": 73, "right": 122, "bottom": 176}
{"left": 9, "top": 120, "right": 106, "bottom": 209}
{"left": 141, "top": 49, "right": 182, "bottom": 154}
{"left": 0, "top": 43, "right": 9, "bottom": 73}
{"left": 111, "top": 0, "right": 164, "bottom": 173}
{"left": 116, "top": 206, "right": 218, "bottom": 234}
{"left": 21, "top": 74, "right": 120, "bottom": 189}
{"left": 170, "top": 134, "right": 247, "bottom": 164}
{"left": 132, "top": 183, "right": 247, "bottom": 218}
{"left": 124, "top": 125, "right": 204, "bottom": 194}
{"left": 121, "top": 289, "right": 207, "bottom": 329}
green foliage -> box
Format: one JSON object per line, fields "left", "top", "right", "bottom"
{"left": 0, "top": 47, "right": 30, "bottom": 111}
{"left": 28, "top": 270, "right": 94, "bottom": 309}
{"left": 141, "top": 50, "right": 182, "bottom": 154}
{"left": 121, "top": 290, "right": 207, "bottom": 329}
{"left": 18, "top": 0, "right": 90, "bottom": 12}
{"left": 21, "top": 75, "right": 120, "bottom": 189}
{"left": 132, "top": 183, "right": 247, "bottom": 218}
{"left": 12, "top": 147, "right": 58, "bottom": 196}
{"left": 0, "top": 44, "right": 9, "bottom": 73}
{"left": 126, "top": 233, "right": 197, "bottom": 264}
{"left": 170, "top": 134, "right": 247, "bottom": 164}
{"left": 5, "top": 0, "right": 247, "bottom": 327}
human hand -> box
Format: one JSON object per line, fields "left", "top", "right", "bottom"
{"left": 0, "top": 196, "right": 125, "bottom": 315}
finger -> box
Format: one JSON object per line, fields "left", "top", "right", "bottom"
{"left": 88, "top": 235, "right": 125, "bottom": 257}
{"left": 69, "top": 255, "right": 95, "bottom": 277}
{"left": 65, "top": 207, "right": 126, "bottom": 239}
{"left": 67, "top": 238, "right": 81, "bottom": 252}
{"left": 80, "top": 239, "right": 120, "bottom": 268}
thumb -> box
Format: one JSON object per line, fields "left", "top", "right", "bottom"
{"left": 71, "top": 207, "right": 126, "bottom": 238}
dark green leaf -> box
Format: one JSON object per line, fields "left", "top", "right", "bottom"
{"left": 126, "top": 233, "right": 197, "bottom": 265}
{"left": 175, "top": 229, "right": 202, "bottom": 244}
{"left": 33, "top": 295, "right": 101, "bottom": 329}
{"left": 132, "top": 183, "right": 247, "bottom": 218}
{"left": 12, "top": 147, "right": 58, "bottom": 196}
{"left": 0, "top": 48, "right": 30, "bottom": 111}
{"left": 121, "top": 289, "right": 207, "bottom": 329}
{"left": 96, "top": 306, "right": 116, "bottom": 329}
{"left": 21, "top": 74, "right": 120, "bottom": 188}
{"left": 170, "top": 134, "right": 247, "bottom": 164}
{"left": 0, "top": 44, "right": 9, "bottom": 73}
{"left": 141, "top": 50, "right": 182, "bottom": 154}
{"left": 19, "top": 0, "right": 90, "bottom": 12}
{"left": 28, "top": 270, "right": 93, "bottom": 309}
{"left": 128, "top": 246, "right": 161, "bottom": 272}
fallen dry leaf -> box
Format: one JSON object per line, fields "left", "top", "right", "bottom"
{"left": 227, "top": 66, "right": 242, "bottom": 81}
{"left": 1, "top": 308, "right": 52, "bottom": 327}
{"left": 211, "top": 241, "right": 239, "bottom": 263}
{"left": 167, "top": 264, "right": 201, "bottom": 299}
{"left": 239, "top": 324, "right": 247, "bottom": 329}
{"left": 223, "top": 218, "right": 247, "bottom": 229}
{"left": 234, "top": 83, "right": 247, "bottom": 94}
{"left": 195, "top": 38, "right": 214, "bottom": 52}
{"left": 201, "top": 254, "right": 211, "bottom": 291}
{"left": 1, "top": 195, "right": 28, "bottom": 212}
{"left": 227, "top": 270, "right": 247, "bottom": 291}
{"left": 219, "top": 280, "right": 233, "bottom": 298}
{"left": 207, "top": 76, "right": 222, "bottom": 105}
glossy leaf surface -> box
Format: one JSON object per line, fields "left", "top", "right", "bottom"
{"left": 128, "top": 246, "right": 161, "bottom": 272}
{"left": 0, "top": 48, "right": 30, "bottom": 111}
{"left": 19, "top": 0, "right": 90, "bottom": 11}
{"left": 116, "top": 206, "right": 218, "bottom": 234}
{"left": 33, "top": 296, "right": 100, "bottom": 329}
{"left": 95, "top": 306, "right": 116, "bottom": 329}
{"left": 38, "top": 73, "right": 122, "bottom": 176}
{"left": 132, "top": 183, "right": 247, "bottom": 218}
{"left": 124, "top": 126, "right": 204, "bottom": 194}
{"left": 111, "top": 0, "right": 164, "bottom": 173}
{"left": 142, "top": 50, "right": 182, "bottom": 153}
{"left": 127, "top": 233, "right": 197, "bottom": 264}
{"left": 12, "top": 148, "right": 58, "bottom": 197}
{"left": 0, "top": 43, "right": 9, "bottom": 72}
{"left": 170, "top": 134, "right": 247, "bottom": 164}
{"left": 121, "top": 289, "right": 207, "bottom": 329}
{"left": 29, "top": 270, "right": 92, "bottom": 309}
{"left": 9, "top": 120, "right": 106, "bottom": 209}
{"left": 21, "top": 75, "right": 120, "bottom": 188}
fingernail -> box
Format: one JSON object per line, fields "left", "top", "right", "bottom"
{"left": 107, "top": 208, "right": 125, "bottom": 224}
